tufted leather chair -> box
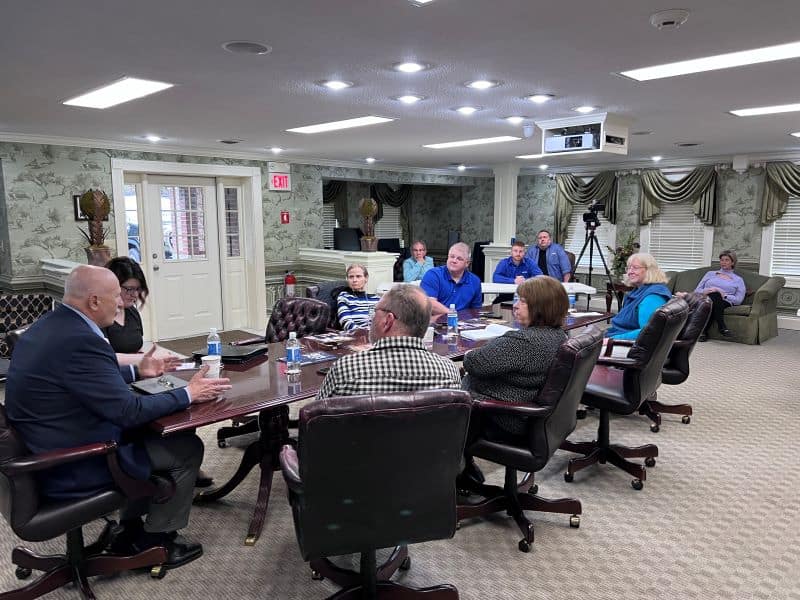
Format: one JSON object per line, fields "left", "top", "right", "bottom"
{"left": 637, "top": 293, "right": 712, "bottom": 432}
{"left": 561, "top": 297, "right": 689, "bottom": 490}
{"left": 457, "top": 329, "right": 604, "bottom": 552}
{"left": 0, "top": 294, "right": 54, "bottom": 358}
{"left": 306, "top": 280, "right": 349, "bottom": 329}
{"left": 0, "top": 404, "right": 174, "bottom": 598}
{"left": 280, "top": 390, "right": 471, "bottom": 599}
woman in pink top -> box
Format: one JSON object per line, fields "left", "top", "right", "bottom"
{"left": 691, "top": 249, "right": 746, "bottom": 341}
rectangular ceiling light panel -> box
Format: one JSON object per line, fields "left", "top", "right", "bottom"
{"left": 621, "top": 40, "right": 800, "bottom": 81}
{"left": 63, "top": 77, "right": 174, "bottom": 109}
{"left": 423, "top": 136, "right": 521, "bottom": 149}
{"left": 286, "top": 116, "right": 394, "bottom": 134}
{"left": 729, "top": 103, "right": 800, "bottom": 117}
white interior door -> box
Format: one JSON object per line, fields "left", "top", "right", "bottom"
{"left": 144, "top": 176, "right": 223, "bottom": 340}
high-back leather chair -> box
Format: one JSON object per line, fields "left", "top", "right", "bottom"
{"left": 306, "top": 280, "right": 349, "bottom": 329}
{"left": 638, "top": 293, "right": 712, "bottom": 432}
{"left": 0, "top": 404, "right": 174, "bottom": 598}
{"left": 280, "top": 390, "right": 471, "bottom": 599}
{"left": 457, "top": 329, "right": 604, "bottom": 553}
{"left": 561, "top": 297, "right": 689, "bottom": 489}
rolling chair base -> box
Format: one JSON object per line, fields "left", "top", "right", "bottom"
{"left": 639, "top": 398, "right": 693, "bottom": 433}
{"left": 561, "top": 439, "right": 658, "bottom": 490}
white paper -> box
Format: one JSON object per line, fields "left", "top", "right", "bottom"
{"left": 460, "top": 323, "right": 514, "bottom": 341}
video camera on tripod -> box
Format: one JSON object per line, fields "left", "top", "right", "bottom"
{"left": 582, "top": 202, "right": 605, "bottom": 227}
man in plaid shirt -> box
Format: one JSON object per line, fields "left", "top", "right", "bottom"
{"left": 316, "top": 285, "right": 461, "bottom": 400}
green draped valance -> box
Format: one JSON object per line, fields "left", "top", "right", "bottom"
{"left": 761, "top": 161, "right": 800, "bottom": 225}
{"left": 553, "top": 171, "right": 617, "bottom": 244}
{"left": 639, "top": 166, "right": 717, "bottom": 226}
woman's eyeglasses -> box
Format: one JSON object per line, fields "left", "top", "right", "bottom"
{"left": 121, "top": 285, "right": 141, "bottom": 295}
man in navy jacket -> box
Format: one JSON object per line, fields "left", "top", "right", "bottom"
{"left": 6, "top": 265, "right": 231, "bottom": 570}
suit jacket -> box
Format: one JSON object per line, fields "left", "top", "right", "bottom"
{"left": 5, "top": 305, "right": 190, "bottom": 499}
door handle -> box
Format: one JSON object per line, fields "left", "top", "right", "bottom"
{"left": 153, "top": 264, "right": 160, "bottom": 271}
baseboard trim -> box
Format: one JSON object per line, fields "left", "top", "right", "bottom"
{"left": 778, "top": 315, "right": 800, "bottom": 331}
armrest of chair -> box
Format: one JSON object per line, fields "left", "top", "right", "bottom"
{"left": 472, "top": 397, "right": 551, "bottom": 418}
{"left": 1, "top": 441, "right": 117, "bottom": 476}
{"left": 603, "top": 338, "right": 634, "bottom": 357}
{"left": 279, "top": 445, "right": 303, "bottom": 494}
{"left": 231, "top": 335, "right": 266, "bottom": 346}
{"left": 595, "top": 355, "right": 641, "bottom": 368}
{"left": 748, "top": 277, "right": 785, "bottom": 317}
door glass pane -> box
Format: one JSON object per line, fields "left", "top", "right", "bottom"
{"left": 160, "top": 186, "right": 207, "bottom": 261}
{"left": 124, "top": 184, "right": 141, "bottom": 262}
{"left": 224, "top": 187, "right": 241, "bottom": 257}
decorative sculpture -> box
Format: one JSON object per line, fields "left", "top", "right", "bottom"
{"left": 77, "top": 189, "right": 112, "bottom": 266}
{"left": 358, "top": 197, "right": 378, "bottom": 252}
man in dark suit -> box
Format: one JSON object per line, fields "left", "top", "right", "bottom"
{"left": 6, "top": 265, "right": 231, "bottom": 570}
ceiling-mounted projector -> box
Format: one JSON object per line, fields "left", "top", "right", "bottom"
{"left": 535, "top": 113, "right": 631, "bottom": 156}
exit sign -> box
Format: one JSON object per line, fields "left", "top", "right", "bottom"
{"left": 269, "top": 172, "right": 291, "bottom": 191}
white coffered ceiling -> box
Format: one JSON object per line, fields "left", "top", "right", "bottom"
{"left": 2, "top": 0, "right": 800, "bottom": 171}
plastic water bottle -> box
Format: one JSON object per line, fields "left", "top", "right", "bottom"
{"left": 568, "top": 294, "right": 577, "bottom": 313}
{"left": 207, "top": 327, "right": 221, "bottom": 356}
{"left": 447, "top": 304, "right": 459, "bottom": 339}
{"left": 285, "top": 331, "right": 301, "bottom": 374}
{"left": 513, "top": 291, "right": 520, "bottom": 306}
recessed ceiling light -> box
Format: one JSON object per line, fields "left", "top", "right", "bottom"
{"left": 791, "top": 132, "right": 800, "bottom": 138}
{"left": 651, "top": 155, "right": 663, "bottom": 162}
{"left": 454, "top": 106, "right": 481, "bottom": 115}
{"left": 365, "top": 157, "right": 376, "bottom": 164}
{"left": 423, "top": 136, "right": 520, "bottom": 149}
{"left": 287, "top": 116, "right": 394, "bottom": 134}
{"left": 319, "top": 80, "right": 353, "bottom": 90}
{"left": 270, "top": 147, "right": 282, "bottom": 154}
{"left": 527, "top": 94, "right": 554, "bottom": 104}
{"left": 144, "top": 135, "right": 162, "bottom": 142}
{"left": 505, "top": 116, "right": 527, "bottom": 125}
{"left": 515, "top": 153, "right": 544, "bottom": 159}
{"left": 394, "top": 62, "right": 429, "bottom": 73}
{"left": 409, "top": 0, "right": 435, "bottom": 5}
{"left": 63, "top": 77, "right": 173, "bottom": 109}
{"left": 466, "top": 80, "right": 500, "bottom": 90}
{"left": 730, "top": 103, "right": 800, "bottom": 117}
{"left": 218, "top": 139, "right": 243, "bottom": 144}
{"left": 573, "top": 106, "right": 596, "bottom": 114}
{"left": 632, "top": 130, "right": 654, "bottom": 136}
{"left": 538, "top": 164, "right": 549, "bottom": 170}
{"left": 620, "top": 40, "right": 800, "bottom": 81}
{"left": 221, "top": 41, "right": 272, "bottom": 55}
{"left": 395, "top": 94, "right": 424, "bottom": 104}
{"left": 457, "top": 165, "right": 467, "bottom": 171}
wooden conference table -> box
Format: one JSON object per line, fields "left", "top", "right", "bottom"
{"left": 148, "top": 308, "right": 611, "bottom": 546}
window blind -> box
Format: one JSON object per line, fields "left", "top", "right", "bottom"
{"left": 375, "top": 205, "right": 402, "bottom": 240}
{"left": 771, "top": 197, "right": 800, "bottom": 277}
{"left": 563, "top": 211, "right": 616, "bottom": 271}
{"left": 322, "top": 204, "right": 338, "bottom": 249}
{"left": 647, "top": 203, "right": 708, "bottom": 271}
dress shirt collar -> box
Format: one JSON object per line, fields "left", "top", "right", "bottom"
{"left": 62, "top": 303, "right": 107, "bottom": 340}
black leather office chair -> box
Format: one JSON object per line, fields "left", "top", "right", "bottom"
{"left": 561, "top": 298, "right": 689, "bottom": 489}
{"left": 0, "top": 404, "right": 174, "bottom": 598}
{"left": 457, "top": 329, "right": 604, "bottom": 552}
{"left": 280, "top": 390, "right": 471, "bottom": 599}
{"left": 306, "top": 280, "right": 350, "bottom": 329}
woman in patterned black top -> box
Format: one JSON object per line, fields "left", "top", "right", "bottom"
{"left": 462, "top": 276, "right": 569, "bottom": 438}
{"left": 337, "top": 264, "right": 380, "bottom": 331}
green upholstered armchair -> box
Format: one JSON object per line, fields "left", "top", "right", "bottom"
{"left": 666, "top": 267, "right": 785, "bottom": 344}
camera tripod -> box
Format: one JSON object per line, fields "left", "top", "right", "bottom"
{"left": 571, "top": 221, "right": 615, "bottom": 310}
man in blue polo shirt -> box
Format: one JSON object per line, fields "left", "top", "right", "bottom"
{"left": 421, "top": 242, "right": 483, "bottom": 316}
{"left": 492, "top": 240, "right": 543, "bottom": 302}
{"left": 525, "top": 229, "right": 572, "bottom": 282}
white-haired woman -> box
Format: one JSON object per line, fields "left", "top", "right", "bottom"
{"left": 605, "top": 253, "right": 672, "bottom": 340}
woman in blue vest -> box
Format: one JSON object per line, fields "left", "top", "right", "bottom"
{"left": 605, "top": 253, "right": 672, "bottom": 340}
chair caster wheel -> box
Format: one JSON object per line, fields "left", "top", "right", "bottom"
{"left": 15, "top": 567, "right": 32, "bottom": 580}
{"left": 631, "top": 479, "right": 644, "bottom": 490}
{"left": 217, "top": 439, "right": 227, "bottom": 448}
{"left": 455, "top": 521, "right": 461, "bottom": 530}
{"left": 311, "top": 570, "right": 324, "bottom": 581}
{"left": 518, "top": 539, "right": 531, "bottom": 553}
{"left": 564, "top": 472, "right": 574, "bottom": 483}
{"left": 244, "top": 535, "right": 257, "bottom": 546}
{"left": 400, "top": 556, "right": 411, "bottom": 571}
{"left": 681, "top": 415, "right": 691, "bottom": 424}
{"left": 569, "top": 515, "right": 580, "bottom": 528}
{"left": 650, "top": 423, "right": 660, "bottom": 433}
{"left": 576, "top": 409, "right": 587, "bottom": 420}
{"left": 150, "top": 565, "right": 166, "bottom": 579}
{"left": 645, "top": 457, "right": 656, "bottom": 467}
{"left": 528, "top": 484, "right": 539, "bottom": 495}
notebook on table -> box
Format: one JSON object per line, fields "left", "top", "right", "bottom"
{"left": 191, "top": 343, "right": 269, "bottom": 364}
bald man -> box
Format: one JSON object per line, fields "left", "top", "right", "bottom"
{"left": 6, "top": 265, "right": 231, "bottom": 571}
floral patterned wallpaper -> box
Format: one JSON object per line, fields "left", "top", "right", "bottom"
{"left": 0, "top": 163, "right": 10, "bottom": 277}
{"left": 461, "top": 178, "right": 494, "bottom": 249}
{"left": 714, "top": 167, "right": 763, "bottom": 262}
{"left": 410, "top": 185, "right": 462, "bottom": 252}
{"left": 517, "top": 175, "right": 556, "bottom": 244}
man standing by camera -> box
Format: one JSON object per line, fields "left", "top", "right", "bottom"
{"left": 525, "top": 230, "right": 572, "bottom": 282}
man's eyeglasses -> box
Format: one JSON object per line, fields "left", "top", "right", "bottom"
{"left": 121, "top": 285, "right": 141, "bottom": 295}
{"left": 375, "top": 307, "right": 395, "bottom": 318}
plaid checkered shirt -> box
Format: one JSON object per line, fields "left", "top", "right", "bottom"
{"left": 316, "top": 336, "right": 461, "bottom": 400}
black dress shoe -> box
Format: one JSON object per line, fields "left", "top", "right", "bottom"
{"left": 698, "top": 334, "right": 708, "bottom": 342}
{"left": 720, "top": 328, "right": 733, "bottom": 337}
{"left": 162, "top": 537, "right": 203, "bottom": 569}
{"left": 195, "top": 469, "right": 214, "bottom": 488}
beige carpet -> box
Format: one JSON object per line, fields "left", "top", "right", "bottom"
{"left": 1, "top": 331, "right": 799, "bottom": 599}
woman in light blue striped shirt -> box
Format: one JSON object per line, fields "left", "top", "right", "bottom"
{"left": 337, "top": 264, "right": 380, "bottom": 331}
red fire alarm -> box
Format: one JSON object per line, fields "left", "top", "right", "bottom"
{"left": 280, "top": 210, "right": 290, "bottom": 224}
